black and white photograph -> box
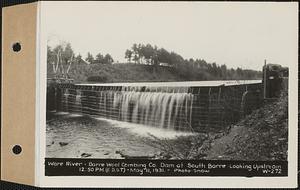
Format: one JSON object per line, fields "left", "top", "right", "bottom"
{"left": 44, "top": 1, "right": 293, "bottom": 174}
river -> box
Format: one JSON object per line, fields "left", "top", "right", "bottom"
{"left": 46, "top": 112, "right": 195, "bottom": 159}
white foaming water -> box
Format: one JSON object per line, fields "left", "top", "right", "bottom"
{"left": 52, "top": 112, "right": 195, "bottom": 139}
{"left": 54, "top": 111, "right": 69, "bottom": 115}
{"left": 62, "top": 89, "right": 71, "bottom": 112}
{"left": 61, "top": 86, "right": 194, "bottom": 132}
{"left": 95, "top": 117, "right": 195, "bottom": 139}
{"left": 69, "top": 113, "right": 82, "bottom": 117}
{"left": 75, "top": 90, "right": 81, "bottom": 105}
{"left": 113, "top": 87, "right": 194, "bottom": 130}
{"left": 53, "top": 112, "right": 82, "bottom": 117}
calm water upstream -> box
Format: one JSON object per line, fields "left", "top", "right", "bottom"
{"left": 46, "top": 113, "right": 194, "bottom": 158}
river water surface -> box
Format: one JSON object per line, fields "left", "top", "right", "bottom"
{"left": 46, "top": 113, "right": 194, "bottom": 158}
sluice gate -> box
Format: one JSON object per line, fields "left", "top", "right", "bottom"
{"left": 47, "top": 80, "right": 263, "bottom": 132}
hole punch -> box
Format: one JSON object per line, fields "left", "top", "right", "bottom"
{"left": 12, "top": 145, "right": 22, "bottom": 155}
{"left": 12, "top": 42, "right": 21, "bottom": 52}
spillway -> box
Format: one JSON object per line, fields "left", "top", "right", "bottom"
{"left": 48, "top": 80, "right": 263, "bottom": 132}
{"left": 112, "top": 87, "right": 194, "bottom": 130}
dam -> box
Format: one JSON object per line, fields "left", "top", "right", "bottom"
{"left": 47, "top": 80, "right": 263, "bottom": 132}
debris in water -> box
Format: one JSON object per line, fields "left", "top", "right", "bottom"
{"left": 59, "top": 142, "right": 69, "bottom": 146}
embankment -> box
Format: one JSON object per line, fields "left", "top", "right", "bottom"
{"left": 205, "top": 91, "right": 288, "bottom": 161}
{"left": 145, "top": 91, "right": 288, "bottom": 161}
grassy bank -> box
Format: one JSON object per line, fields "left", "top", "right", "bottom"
{"left": 48, "top": 62, "right": 262, "bottom": 83}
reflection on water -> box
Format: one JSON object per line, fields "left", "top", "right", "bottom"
{"left": 46, "top": 113, "right": 195, "bottom": 158}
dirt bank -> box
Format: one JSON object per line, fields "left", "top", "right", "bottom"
{"left": 205, "top": 92, "right": 288, "bottom": 161}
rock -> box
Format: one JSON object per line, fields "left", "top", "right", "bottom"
{"left": 104, "top": 152, "right": 110, "bottom": 155}
{"left": 46, "top": 141, "right": 55, "bottom": 147}
{"left": 59, "top": 142, "right": 68, "bottom": 146}
{"left": 81, "top": 153, "right": 92, "bottom": 157}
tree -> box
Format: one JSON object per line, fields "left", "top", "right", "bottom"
{"left": 142, "top": 44, "right": 155, "bottom": 64}
{"left": 132, "top": 43, "right": 141, "bottom": 64}
{"left": 157, "top": 48, "right": 170, "bottom": 64}
{"left": 125, "top": 49, "right": 133, "bottom": 63}
{"left": 151, "top": 50, "right": 159, "bottom": 66}
{"left": 48, "top": 42, "right": 75, "bottom": 77}
{"left": 75, "top": 54, "right": 82, "bottom": 63}
{"left": 137, "top": 43, "right": 144, "bottom": 63}
{"left": 103, "top": 54, "right": 114, "bottom": 64}
{"left": 95, "top": 53, "right": 104, "bottom": 64}
{"left": 76, "top": 54, "right": 82, "bottom": 59}
{"left": 133, "top": 54, "right": 139, "bottom": 64}
{"left": 47, "top": 46, "right": 56, "bottom": 72}
{"left": 85, "top": 52, "right": 94, "bottom": 64}
{"left": 220, "top": 64, "right": 227, "bottom": 79}
{"left": 63, "top": 43, "right": 75, "bottom": 75}
{"left": 169, "top": 51, "right": 184, "bottom": 67}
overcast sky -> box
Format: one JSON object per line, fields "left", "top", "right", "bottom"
{"left": 42, "top": 1, "right": 298, "bottom": 71}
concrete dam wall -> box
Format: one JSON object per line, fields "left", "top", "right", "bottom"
{"left": 47, "top": 80, "right": 263, "bottom": 132}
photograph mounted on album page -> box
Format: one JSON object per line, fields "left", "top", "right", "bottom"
{"left": 1, "top": 1, "right": 298, "bottom": 188}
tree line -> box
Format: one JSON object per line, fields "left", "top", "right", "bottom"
{"left": 47, "top": 43, "right": 114, "bottom": 69}
{"left": 124, "top": 43, "right": 261, "bottom": 80}
{"left": 47, "top": 41, "right": 261, "bottom": 81}
{"left": 85, "top": 52, "right": 114, "bottom": 64}
{"left": 125, "top": 43, "right": 183, "bottom": 66}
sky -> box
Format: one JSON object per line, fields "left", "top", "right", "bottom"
{"left": 42, "top": 1, "right": 298, "bottom": 71}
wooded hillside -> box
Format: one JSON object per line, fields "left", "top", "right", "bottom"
{"left": 47, "top": 42, "right": 262, "bottom": 83}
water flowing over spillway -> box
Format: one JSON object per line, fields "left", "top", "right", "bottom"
{"left": 58, "top": 80, "right": 263, "bottom": 132}
{"left": 112, "top": 87, "right": 194, "bottom": 130}
{"left": 62, "top": 86, "right": 194, "bottom": 131}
